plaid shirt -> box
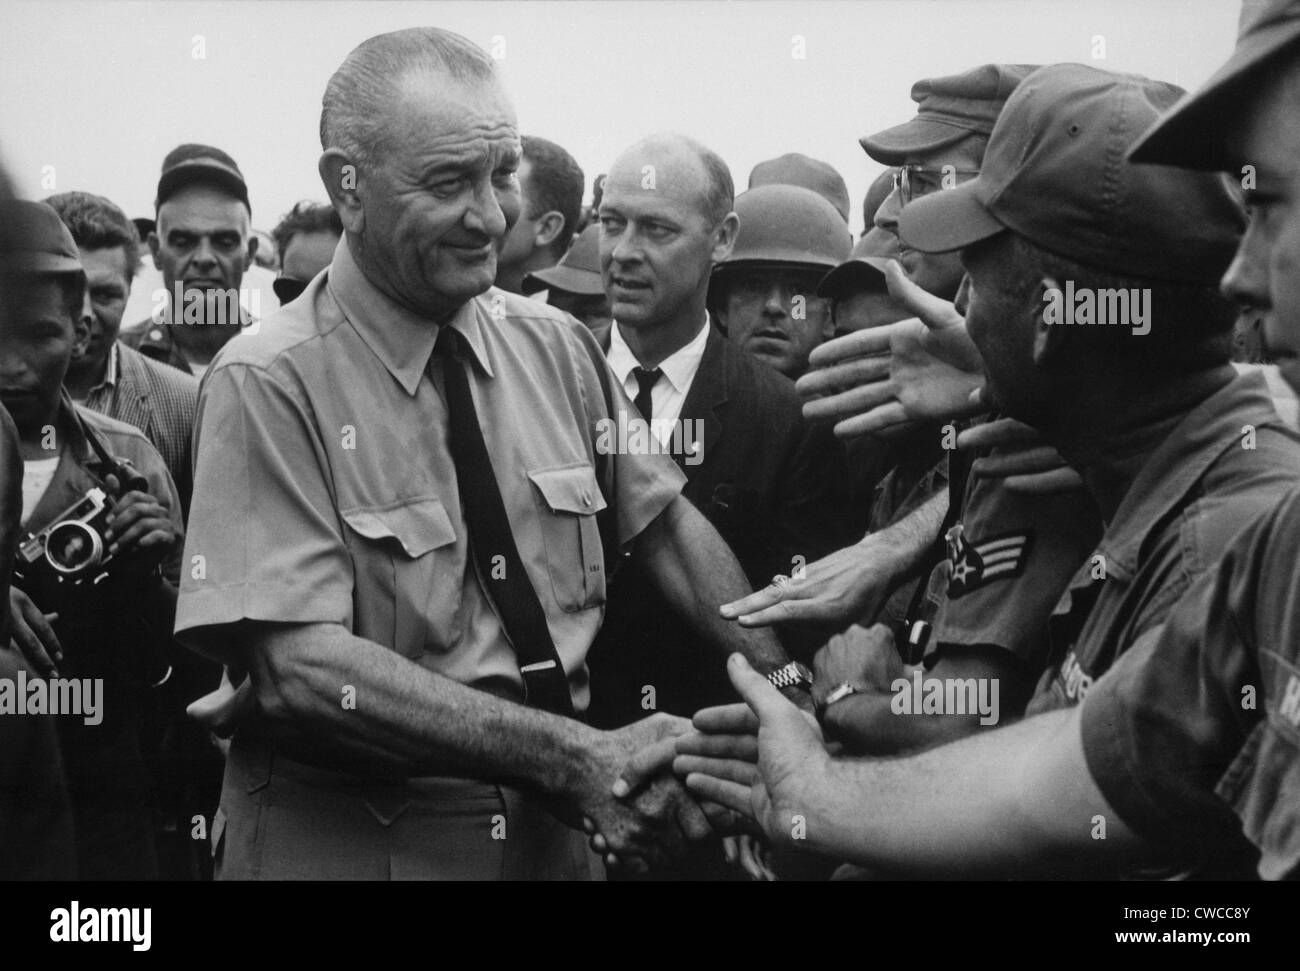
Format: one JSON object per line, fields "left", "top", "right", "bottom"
{"left": 82, "top": 340, "right": 199, "bottom": 515}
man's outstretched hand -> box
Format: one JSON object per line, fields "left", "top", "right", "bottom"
{"left": 570, "top": 713, "right": 713, "bottom": 874}
{"left": 673, "top": 655, "right": 831, "bottom": 853}
{"left": 797, "top": 262, "right": 986, "bottom": 439}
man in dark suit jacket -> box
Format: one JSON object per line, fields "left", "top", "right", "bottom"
{"left": 586, "top": 136, "right": 859, "bottom": 730}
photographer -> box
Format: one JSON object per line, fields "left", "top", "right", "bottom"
{"left": 1, "top": 200, "right": 183, "bottom": 880}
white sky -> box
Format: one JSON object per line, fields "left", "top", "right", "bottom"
{"left": 1, "top": 0, "right": 1242, "bottom": 238}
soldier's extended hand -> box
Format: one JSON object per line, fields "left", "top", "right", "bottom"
{"left": 798, "top": 262, "right": 987, "bottom": 439}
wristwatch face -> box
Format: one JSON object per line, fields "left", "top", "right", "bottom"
{"left": 793, "top": 662, "right": 813, "bottom": 686}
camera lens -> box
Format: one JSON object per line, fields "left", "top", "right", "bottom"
{"left": 44, "top": 520, "right": 103, "bottom": 575}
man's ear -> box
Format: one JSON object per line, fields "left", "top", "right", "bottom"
{"left": 710, "top": 211, "right": 740, "bottom": 264}
{"left": 532, "top": 210, "right": 566, "bottom": 251}
{"left": 1032, "top": 273, "right": 1071, "bottom": 369}
{"left": 243, "top": 233, "right": 258, "bottom": 273}
{"left": 319, "top": 149, "right": 364, "bottom": 234}
{"left": 71, "top": 299, "right": 92, "bottom": 361}
{"left": 148, "top": 231, "right": 162, "bottom": 271}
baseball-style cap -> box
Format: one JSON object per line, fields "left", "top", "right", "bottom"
{"left": 817, "top": 228, "right": 900, "bottom": 299}
{"left": 898, "top": 64, "right": 1245, "bottom": 285}
{"left": 1129, "top": 0, "right": 1300, "bottom": 170}
{"left": 155, "top": 143, "right": 251, "bottom": 213}
{"left": 860, "top": 64, "right": 1040, "bottom": 164}
{"left": 523, "top": 223, "right": 603, "bottom": 296}
{"left": 749, "top": 153, "right": 851, "bottom": 222}
{"left": 0, "top": 199, "right": 85, "bottom": 274}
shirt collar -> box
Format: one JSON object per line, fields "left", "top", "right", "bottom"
{"left": 327, "top": 238, "right": 494, "bottom": 395}
{"left": 1096, "top": 369, "right": 1280, "bottom": 579}
{"left": 607, "top": 314, "right": 710, "bottom": 393}
{"left": 89, "top": 341, "right": 119, "bottom": 395}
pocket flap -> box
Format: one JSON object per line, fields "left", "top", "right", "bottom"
{"left": 341, "top": 497, "right": 457, "bottom": 558}
{"left": 527, "top": 465, "right": 607, "bottom": 515}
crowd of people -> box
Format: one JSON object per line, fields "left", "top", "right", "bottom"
{"left": 0, "top": 1, "right": 1297, "bottom": 882}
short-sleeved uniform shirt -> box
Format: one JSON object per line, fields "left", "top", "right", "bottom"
{"left": 1081, "top": 484, "right": 1300, "bottom": 878}
{"left": 1027, "top": 370, "right": 1300, "bottom": 715}
{"left": 925, "top": 441, "right": 1102, "bottom": 673}
{"left": 175, "top": 239, "right": 685, "bottom": 714}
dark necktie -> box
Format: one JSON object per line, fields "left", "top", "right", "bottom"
{"left": 632, "top": 366, "right": 661, "bottom": 422}
{"left": 434, "top": 327, "right": 574, "bottom": 717}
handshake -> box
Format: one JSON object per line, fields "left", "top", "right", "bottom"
{"left": 574, "top": 656, "right": 830, "bottom": 877}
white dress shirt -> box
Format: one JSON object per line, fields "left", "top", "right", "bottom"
{"left": 606, "top": 316, "right": 710, "bottom": 447}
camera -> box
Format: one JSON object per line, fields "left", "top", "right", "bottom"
{"left": 15, "top": 486, "right": 120, "bottom": 586}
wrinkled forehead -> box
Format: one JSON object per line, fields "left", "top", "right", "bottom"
{"left": 157, "top": 186, "right": 250, "bottom": 234}
{"left": 386, "top": 74, "right": 521, "bottom": 171}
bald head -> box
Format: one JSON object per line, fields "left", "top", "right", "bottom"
{"left": 606, "top": 133, "right": 734, "bottom": 230}
{"left": 598, "top": 133, "right": 738, "bottom": 339}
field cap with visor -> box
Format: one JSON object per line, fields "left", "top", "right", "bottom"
{"left": 817, "top": 228, "right": 901, "bottom": 300}
{"left": 1128, "top": 0, "right": 1300, "bottom": 170}
{"left": 154, "top": 143, "right": 251, "bottom": 215}
{"left": 523, "top": 223, "right": 604, "bottom": 296}
{"left": 860, "top": 63, "right": 1040, "bottom": 164}
{"left": 898, "top": 63, "right": 1245, "bottom": 284}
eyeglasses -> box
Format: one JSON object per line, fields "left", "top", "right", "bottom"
{"left": 892, "top": 164, "right": 981, "bottom": 206}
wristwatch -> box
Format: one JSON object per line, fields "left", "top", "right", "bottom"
{"left": 766, "top": 661, "right": 813, "bottom": 692}
{"left": 821, "top": 681, "right": 860, "bottom": 710}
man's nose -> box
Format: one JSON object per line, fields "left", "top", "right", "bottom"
{"left": 464, "top": 181, "right": 509, "bottom": 240}
{"left": 191, "top": 237, "right": 217, "bottom": 268}
{"left": 80, "top": 289, "right": 95, "bottom": 326}
{"left": 1220, "top": 223, "right": 1269, "bottom": 312}
{"left": 954, "top": 274, "right": 972, "bottom": 317}
{"left": 763, "top": 284, "right": 788, "bottom": 317}
{"left": 874, "top": 186, "right": 903, "bottom": 234}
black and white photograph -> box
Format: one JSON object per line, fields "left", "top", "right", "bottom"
{"left": 0, "top": 0, "right": 1295, "bottom": 944}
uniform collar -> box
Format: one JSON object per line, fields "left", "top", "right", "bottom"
{"left": 327, "top": 237, "right": 493, "bottom": 396}
{"left": 1094, "top": 369, "right": 1279, "bottom": 580}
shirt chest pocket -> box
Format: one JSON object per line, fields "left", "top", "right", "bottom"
{"left": 340, "top": 497, "right": 460, "bottom": 656}
{"left": 526, "top": 465, "right": 607, "bottom": 613}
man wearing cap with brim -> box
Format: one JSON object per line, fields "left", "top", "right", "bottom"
{"left": 122, "top": 144, "right": 259, "bottom": 377}
{"left": 522, "top": 223, "right": 612, "bottom": 332}
{"left": 728, "top": 64, "right": 1096, "bottom": 743}
{"left": 866, "top": 63, "right": 1037, "bottom": 300}
{"left": 666, "top": 59, "right": 1300, "bottom": 879}
{"left": 0, "top": 199, "right": 185, "bottom": 879}
{"left": 1026, "top": 0, "right": 1300, "bottom": 881}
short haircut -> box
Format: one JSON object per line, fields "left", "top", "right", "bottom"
{"left": 521, "top": 136, "right": 584, "bottom": 259}
{"left": 43, "top": 191, "right": 141, "bottom": 283}
{"left": 988, "top": 232, "right": 1235, "bottom": 374}
{"left": 697, "top": 142, "right": 735, "bottom": 228}
{"left": 320, "top": 27, "right": 499, "bottom": 173}
{"left": 271, "top": 201, "right": 343, "bottom": 263}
